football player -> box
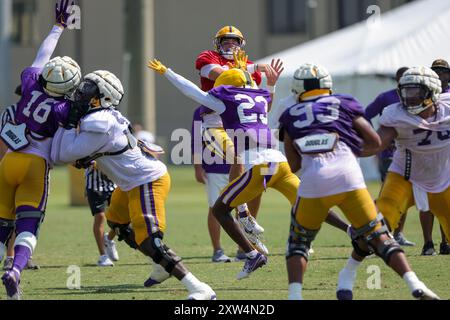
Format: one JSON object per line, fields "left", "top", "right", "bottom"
{"left": 0, "top": 87, "right": 40, "bottom": 271}
{"left": 148, "top": 50, "right": 351, "bottom": 281}
{"left": 195, "top": 26, "right": 270, "bottom": 261}
{"left": 281, "top": 63, "right": 439, "bottom": 300}
{"left": 365, "top": 67, "right": 416, "bottom": 247}
{"left": 84, "top": 164, "right": 119, "bottom": 266}
{"left": 0, "top": 0, "right": 81, "bottom": 299}
{"left": 372, "top": 67, "right": 450, "bottom": 253}
{"left": 51, "top": 70, "right": 216, "bottom": 300}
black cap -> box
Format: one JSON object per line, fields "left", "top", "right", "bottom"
{"left": 431, "top": 59, "right": 450, "bottom": 70}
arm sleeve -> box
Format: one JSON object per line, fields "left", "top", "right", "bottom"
{"left": 52, "top": 128, "right": 110, "bottom": 164}
{"left": 31, "top": 25, "right": 64, "bottom": 69}
{"left": 164, "top": 69, "right": 226, "bottom": 114}
{"left": 200, "top": 64, "right": 228, "bottom": 78}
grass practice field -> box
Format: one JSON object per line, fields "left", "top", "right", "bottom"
{"left": 10, "top": 165, "right": 449, "bottom": 300}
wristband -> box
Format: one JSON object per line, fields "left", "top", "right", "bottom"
{"left": 267, "top": 85, "right": 276, "bottom": 93}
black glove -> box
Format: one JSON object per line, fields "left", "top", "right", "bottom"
{"left": 64, "top": 101, "right": 89, "bottom": 129}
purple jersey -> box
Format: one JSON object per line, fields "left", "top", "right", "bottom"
{"left": 15, "top": 67, "right": 70, "bottom": 138}
{"left": 279, "top": 94, "right": 364, "bottom": 156}
{"left": 365, "top": 88, "right": 399, "bottom": 160}
{"left": 191, "top": 107, "right": 230, "bottom": 174}
{"left": 205, "top": 85, "right": 274, "bottom": 153}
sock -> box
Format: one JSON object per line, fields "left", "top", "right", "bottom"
{"left": 288, "top": 282, "right": 303, "bottom": 300}
{"left": 246, "top": 250, "right": 258, "bottom": 259}
{"left": 337, "top": 257, "right": 361, "bottom": 291}
{"left": 12, "top": 245, "right": 31, "bottom": 274}
{"left": 237, "top": 204, "right": 249, "bottom": 215}
{"left": 403, "top": 271, "right": 424, "bottom": 292}
{"left": 181, "top": 272, "right": 203, "bottom": 292}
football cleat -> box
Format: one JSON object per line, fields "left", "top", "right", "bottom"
{"left": 104, "top": 234, "right": 119, "bottom": 261}
{"left": 2, "top": 257, "right": 13, "bottom": 271}
{"left": 25, "top": 257, "right": 40, "bottom": 270}
{"left": 144, "top": 261, "right": 171, "bottom": 288}
{"left": 187, "top": 283, "right": 217, "bottom": 300}
{"left": 421, "top": 241, "right": 436, "bottom": 256}
{"left": 412, "top": 287, "right": 440, "bottom": 300}
{"left": 394, "top": 233, "right": 416, "bottom": 247}
{"left": 212, "top": 249, "right": 231, "bottom": 263}
{"left": 336, "top": 289, "right": 353, "bottom": 300}
{"left": 238, "top": 215, "right": 264, "bottom": 235}
{"left": 2, "top": 269, "right": 21, "bottom": 300}
{"left": 439, "top": 242, "right": 450, "bottom": 255}
{"left": 236, "top": 252, "right": 267, "bottom": 280}
{"left": 97, "top": 255, "right": 114, "bottom": 267}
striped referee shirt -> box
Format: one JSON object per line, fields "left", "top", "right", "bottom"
{"left": 85, "top": 166, "right": 116, "bottom": 192}
{"left": 0, "top": 104, "right": 17, "bottom": 130}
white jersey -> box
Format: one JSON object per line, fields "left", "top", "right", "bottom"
{"left": 379, "top": 97, "right": 450, "bottom": 192}
{"left": 51, "top": 108, "right": 167, "bottom": 191}
{"left": 297, "top": 141, "right": 366, "bottom": 198}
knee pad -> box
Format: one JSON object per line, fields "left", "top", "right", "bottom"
{"left": 285, "top": 217, "right": 319, "bottom": 261}
{"left": 369, "top": 234, "right": 404, "bottom": 265}
{"left": 15, "top": 211, "right": 45, "bottom": 238}
{"left": 149, "top": 234, "right": 182, "bottom": 274}
{"left": 107, "top": 221, "right": 138, "bottom": 249}
{"left": 353, "top": 214, "right": 404, "bottom": 264}
{"left": 351, "top": 239, "right": 373, "bottom": 258}
{"left": 14, "top": 231, "right": 37, "bottom": 254}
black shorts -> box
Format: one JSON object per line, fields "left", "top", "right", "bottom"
{"left": 86, "top": 189, "right": 113, "bottom": 215}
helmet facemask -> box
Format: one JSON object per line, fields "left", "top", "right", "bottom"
{"left": 72, "top": 79, "right": 101, "bottom": 115}
{"left": 398, "top": 84, "right": 433, "bottom": 115}
{"left": 216, "top": 36, "right": 244, "bottom": 60}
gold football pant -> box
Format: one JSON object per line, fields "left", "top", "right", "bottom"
{"left": 106, "top": 173, "right": 171, "bottom": 245}
{"left": 0, "top": 152, "right": 50, "bottom": 219}
{"left": 377, "top": 172, "right": 450, "bottom": 240}
{"left": 293, "top": 188, "right": 380, "bottom": 233}
{"left": 219, "top": 162, "right": 299, "bottom": 207}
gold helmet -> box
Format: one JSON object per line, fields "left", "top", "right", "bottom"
{"left": 213, "top": 26, "right": 246, "bottom": 59}
{"left": 213, "top": 68, "right": 255, "bottom": 88}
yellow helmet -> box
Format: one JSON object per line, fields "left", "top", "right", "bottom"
{"left": 213, "top": 68, "right": 255, "bottom": 88}
{"left": 213, "top": 26, "right": 246, "bottom": 59}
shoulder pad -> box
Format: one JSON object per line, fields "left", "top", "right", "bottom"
{"left": 80, "top": 111, "right": 113, "bottom": 133}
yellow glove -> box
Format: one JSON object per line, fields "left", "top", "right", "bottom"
{"left": 233, "top": 49, "right": 248, "bottom": 70}
{"left": 147, "top": 59, "right": 168, "bottom": 75}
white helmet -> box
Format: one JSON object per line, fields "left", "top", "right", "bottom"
{"left": 84, "top": 70, "right": 124, "bottom": 108}
{"left": 398, "top": 67, "right": 441, "bottom": 115}
{"left": 40, "top": 56, "right": 81, "bottom": 97}
{"left": 291, "top": 63, "right": 332, "bottom": 95}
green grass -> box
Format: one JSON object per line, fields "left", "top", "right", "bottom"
{"left": 11, "top": 166, "right": 449, "bottom": 300}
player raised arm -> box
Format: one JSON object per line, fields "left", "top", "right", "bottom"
{"left": 31, "top": 0, "right": 74, "bottom": 69}
{"left": 147, "top": 59, "right": 227, "bottom": 114}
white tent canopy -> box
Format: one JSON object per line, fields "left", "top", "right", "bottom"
{"left": 258, "top": 0, "right": 450, "bottom": 181}
{"left": 257, "top": 0, "right": 450, "bottom": 76}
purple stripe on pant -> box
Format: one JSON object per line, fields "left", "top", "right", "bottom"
{"left": 226, "top": 169, "right": 253, "bottom": 206}
{"left": 148, "top": 182, "right": 159, "bottom": 229}
{"left": 37, "top": 162, "right": 50, "bottom": 212}
{"left": 140, "top": 184, "right": 153, "bottom": 237}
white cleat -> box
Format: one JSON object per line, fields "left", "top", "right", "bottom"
{"left": 308, "top": 243, "right": 314, "bottom": 255}
{"left": 104, "top": 234, "right": 119, "bottom": 261}
{"left": 238, "top": 215, "right": 264, "bottom": 235}
{"left": 144, "top": 261, "right": 171, "bottom": 287}
{"left": 97, "top": 254, "right": 114, "bottom": 267}
{"left": 245, "top": 232, "right": 269, "bottom": 255}
{"left": 187, "top": 283, "right": 217, "bottom": 300}
{"left": 412, "top": 287, "right": 440, "bottom": 300}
